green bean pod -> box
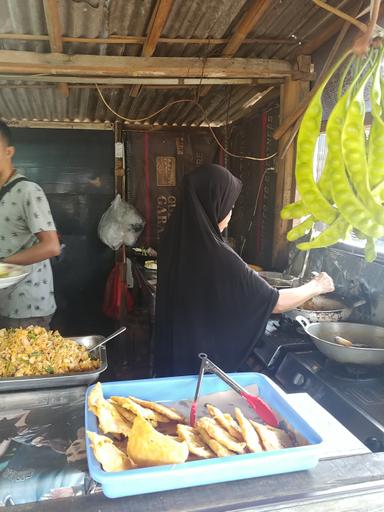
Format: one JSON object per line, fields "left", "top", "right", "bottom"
{"left": 365, "top": 237, "right": 377, "bottom": 262}
{"left": 330, "top": 67, "right": 384, "bottom": 239}
{"left": 342, "top": 54, "right": 384, "bottom": 226}
{"left": 286, "top": 216, "right": 314, "bottom": 242}
{"left": 297, "top": 217, "right": 350, "bottom": 250}
{"left": 281, "top": 157, "right": 334, "bottom": 220}
{"left": 295, "top": 53, "right": 351, "bottom": 225}
{"left": 368, "top": 48, "right": 384, "bottom": 187}
{"left": 281, "top": 200, "right": 307, "bottom": 219}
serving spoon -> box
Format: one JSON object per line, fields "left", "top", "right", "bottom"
{"left": 334, "top": 335, "right": 369, "bottom": 349}
{"left": 87, "top": 326, "right": 127, "bottom": 352}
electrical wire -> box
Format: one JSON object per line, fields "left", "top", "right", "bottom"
{"left": 239, "top": 168, "right": 269, "bottom": 256}
{"left": 96, "top": 84, "right": 278, "bottom": 162}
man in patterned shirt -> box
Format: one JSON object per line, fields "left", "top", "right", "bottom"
{"left": 0, "top": 121, "right": 61, "bottom": 328}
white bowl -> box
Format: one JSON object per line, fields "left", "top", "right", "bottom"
{"left": 0, "top": 263, "right": 31, "bottom": 290}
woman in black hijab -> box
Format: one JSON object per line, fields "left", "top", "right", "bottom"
{"left": 154, "top": 164, "right": 333, "bottom": 376}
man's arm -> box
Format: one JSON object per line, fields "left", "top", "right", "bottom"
{"left": 2, "top": 231, "right": 61, "bottom": 265}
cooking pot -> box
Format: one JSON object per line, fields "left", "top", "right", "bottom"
{"left": 283, "top": 293, "right": 365, "bottom": 323}
{"left": 296, "top": 315, "right": 384, "bottom": 365}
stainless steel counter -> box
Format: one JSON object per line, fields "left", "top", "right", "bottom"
{"left": 0, "top": 383, "right": 381, "bottom": 511}
{"left": 8, "top": 452, "right": 384, "bottom": 512}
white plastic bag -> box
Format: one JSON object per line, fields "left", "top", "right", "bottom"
{"left": 98, "top": 194, "right": 145, "bottom": 250}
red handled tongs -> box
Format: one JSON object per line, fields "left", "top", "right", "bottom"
{"left": 189, "top": 353, "right": 207, "bottom": 427}
{"left": 189, "top": 353, "right": 279, "bottom": 427}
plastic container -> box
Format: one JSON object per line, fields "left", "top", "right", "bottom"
{"left": 85, "top": 373, "right": 323, "bottom": 498}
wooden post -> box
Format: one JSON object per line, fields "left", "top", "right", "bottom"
{"left": 114, "top": 121, "right": 125, "bottom": 198}
{"left": 271, "top": 74, "right": 309, "bottom": 270}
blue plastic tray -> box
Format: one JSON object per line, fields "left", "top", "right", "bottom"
{"left": 85, "top": 373, "right": 323, "bottom": 498}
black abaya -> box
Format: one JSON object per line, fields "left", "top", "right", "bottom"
{"left": 154, "top": 164, "right": 279, "bottom": 376}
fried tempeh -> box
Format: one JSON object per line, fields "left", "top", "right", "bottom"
{"left": 205, "top": 404, "right": 243, "bottom": 441}
{"left": 110, "top": 396, "right": 156, "bottom": 421}
{"left": 197, "top": 417, "right": 246, "bottom": 454}
{"left": 96, "top": 399, "right": 132, "bottom": 437}
{"left": 87, "top": 431, "right": 135, "bottom": 472}
{"left": 235, "top": 408, "right": 263, "bottom": 452}
{"left": 197, "top": 425, "right": 234, "bottom": 457}
{"left": 127, "top": 416, "right": 189, "bottom": 467}
{"left": 88, "top": 382, "right": 103, "bottom": 415}
{"left": 177, "top": 424, "right": 214, "bottom": 459}
{"left": 109, "top": 401, "right": 135, "bottom": 424}
{"left": 156, "top": 421, "right": 179, "bottom": 436}
{"left": 129, "top": 396, "right": 184, "bottom": 422}
{"left": 250, "top": 420, "right": 293, "bottom": 451}
{"left": 88, "top": 384, "right": 131, "bottom": 437}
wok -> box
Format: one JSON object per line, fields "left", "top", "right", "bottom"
{"left": 283, "top": 293, "right": 365, "bottom": 323}
{"left": 296, "top": 315, "right": 384, "bottom": 365}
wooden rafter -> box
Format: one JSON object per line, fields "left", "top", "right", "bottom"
{"left": 130, "top": 0, "right": 174, "bottom": 97}
{"left": 200, "top": 0, "right": 272, "bottom": 96}
{"left": 0, "top": 51, "right": 302, "bottom": 79}
{"left": 222, "top": 0, "right": 272, "bottom": 56}
{"left": 0, "top": 76, "right": 281, "bottom": 86}
{"left": 0, "top": 33, "right": 304, "bottom": 46}
{"left": 0, "top": 33, "right": 305, "bottom": 46}
{"left": 291, "top": 0, "right": 384, "bottom": 58}
{"left": 43, "top": 0, "right": 69, "bottom": 97}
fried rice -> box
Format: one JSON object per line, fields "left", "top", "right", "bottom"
{"left": 0, "top": 326, "right": 100, "bottom": 377}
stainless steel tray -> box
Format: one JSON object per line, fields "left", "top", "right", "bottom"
{"left": 0, "top": 335, "right": 107, "bottom": 392}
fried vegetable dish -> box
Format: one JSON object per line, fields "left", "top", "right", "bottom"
{"left": 0, "top": 326, "right": 100, "bottom": 377}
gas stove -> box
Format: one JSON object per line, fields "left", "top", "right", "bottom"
{"left": 275, "top": 351, "right": 384, "bottom": 452}
{"left": 249, "top": 317, "right": 384, "bottom": 452}
{"left": 250, "top": 317, "right": 313, "bottom": 370}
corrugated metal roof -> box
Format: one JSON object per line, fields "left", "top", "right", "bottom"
{"left": 0, "top": 0, "right": 367, "bottom": 127}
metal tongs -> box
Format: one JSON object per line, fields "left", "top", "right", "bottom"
{"left": 189, "top": 353, "right": 279, "bottom": 428}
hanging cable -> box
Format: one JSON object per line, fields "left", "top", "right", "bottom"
{"left": 96, "top": 84, "right": 278, "bottom": 162}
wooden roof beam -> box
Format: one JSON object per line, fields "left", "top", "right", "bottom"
{"left": 222, "top": 0, "right": 272, "bottom": 56}
{"left": 43, "top": 0, "right": 69, "bottom": 97}
{"left": 200, "top": 0, "right": 272, "bottom": 96}
{"left": 0, "top": 33, "right": 305, "bottom": 46}
{"left": 130, "top": 0, "right": 174, "bottom": 97}
{"left": 0, "top": 51, "right": 300, "bottom": 79}
{"left": 291, "top": 0, "right": 384, "bottom": 58}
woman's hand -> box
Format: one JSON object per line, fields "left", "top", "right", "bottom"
{"left": 311, "top": 272, "right": 335, "bottom": 295}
